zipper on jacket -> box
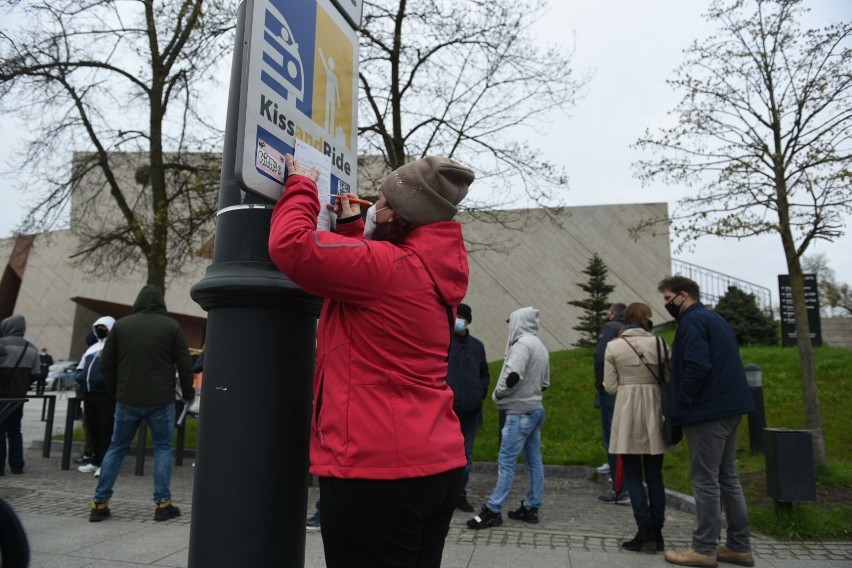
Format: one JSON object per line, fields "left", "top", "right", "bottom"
{"left": 314, "top": 371, "right": 324, "bottom": 443}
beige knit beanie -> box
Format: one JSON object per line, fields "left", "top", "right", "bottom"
{"left": 379, "top": 156, "right": 474, "bottom": 227}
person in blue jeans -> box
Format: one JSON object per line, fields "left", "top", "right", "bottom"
{"left": 88, "top": 285, "right": 195, "bottom": 522}
{"left": 467, "top": 307, "right": 550, "bottom": 529}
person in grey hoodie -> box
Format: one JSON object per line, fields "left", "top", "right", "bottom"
{"left": 467, "top": 307, "right": 550, "bottom": 529}
{"left": 0, "top": 315, "right": 41, "bottom": 476}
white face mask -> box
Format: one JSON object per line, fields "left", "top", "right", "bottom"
{"left": 364, "top": 204, "right": 390, "bottom": 239}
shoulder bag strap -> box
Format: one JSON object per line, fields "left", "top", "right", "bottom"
{"left": 620, "top": 336, "right": 660, "bottom": 383}
{"left": 9, "top": 345, "right": 27, "bottom": 374}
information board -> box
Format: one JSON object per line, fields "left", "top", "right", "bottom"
{"left": 778, "top": 274, "right": 823, "bottom": 347}
{"left": 236, "top": 0, "right": 359, "bottom": 202}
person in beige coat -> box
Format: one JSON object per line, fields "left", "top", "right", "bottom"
{"left": 604, "top": 302, "right": 671, "bottom": 553}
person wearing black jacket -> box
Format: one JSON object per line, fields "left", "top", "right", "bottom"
{"left": 74, "top": 316, "right": 116, "bottom": 477}
{"left": 594, "top": 303, "right": 627, "bottom": 504}
{"left": 88, "top": 285, "right": 194, "bottom": 523}
{"left": 37, "top": 348, "right": 53, "bottom": 395}
{"left": 0, "top": 315, "right": 41, "bottom": 476}
{"left": 445, "top": 303, "right": 490, "bottom": 512}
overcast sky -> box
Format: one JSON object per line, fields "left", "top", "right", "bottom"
{"left": 0, "top": 0, "right": 849, "bottom": 307}
{"left": 528, "top": 0, "right": 851, "bottom": 305}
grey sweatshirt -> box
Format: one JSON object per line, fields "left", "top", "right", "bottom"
{"left": 492, "top": 307, "right": 550, "bottom": 413}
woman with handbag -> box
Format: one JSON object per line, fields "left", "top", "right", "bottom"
{"left": 603, "top": 302, "right": 672, "bottom": 553}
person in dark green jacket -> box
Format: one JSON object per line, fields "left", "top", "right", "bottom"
{"left": 88, "top": 285, "right": 195, "bottom": 523}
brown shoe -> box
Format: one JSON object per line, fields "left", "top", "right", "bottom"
{"left": 717, "top": 545, "right": 754, "bottom": 567}
{"left": 665, "top": 546, "right": 717, "bottom": 567}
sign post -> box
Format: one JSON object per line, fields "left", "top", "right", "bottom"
{"left": 235, "top": 0, "right": 359, "bottom": 202}
{"left": 778, "top": 274, "right": 823, "bottom": 348}
{"left": 187, "top": 0, "right": 358, "bottom": 564}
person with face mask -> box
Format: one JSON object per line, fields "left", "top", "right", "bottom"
{"left": 269, "top": 154, "right": 474, "bottom": 568}
{"left": 444, "top": 303, "right": 490, "bottom": 513}
{"left": 657, "top": 276, "right": 755, "bottom": 568}
{"left": 37, "top": 347, "right": 54, "bottom": 395}
{"left": 603, "top": 303, "right": 671, "bottom": 553}
{"left": 74, "top": 316, "right": 116, "bottom": 477}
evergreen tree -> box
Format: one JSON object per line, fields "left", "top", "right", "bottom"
{"left": 567, "top": 253, "right": 615, "bottom": 348}
{"left": 714, "top": 286, "right": 778, "bottom": 347}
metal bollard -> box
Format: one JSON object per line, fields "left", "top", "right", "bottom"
{"left": 745, "top": 364, "right": 766, "bottom": 454}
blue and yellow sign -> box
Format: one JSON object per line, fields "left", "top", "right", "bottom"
{"left": 236, "top": 0, "right": 359, "bottom": 200}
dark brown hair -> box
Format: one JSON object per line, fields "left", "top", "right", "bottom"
{"left": 657, "top": 275, "right": 700, "bottom": 300}
{"left": 372, "top": 213, "right": 414, "bottom": 244}
{"left": 623, "top": 302, "right": 653, "bottom": 331}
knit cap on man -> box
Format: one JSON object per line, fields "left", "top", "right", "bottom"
{"left": 457, "top": 303, "right": 472, "bottom": 324}
{"left": 380, "top": 156, "right": 474, "bottom": 227}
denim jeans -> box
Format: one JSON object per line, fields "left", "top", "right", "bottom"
{"left": 0, "top": 404, "right": 25, "bottom": 474}
{"left": 94, "top": 402, "right": 176, "bottom": 504}
{"left": 455, "top": 409, "right": 480, "bottom": 498}
{"left": 684, "top": 415, "right": 751, "bottom": 555}
{"left": 486, "top": 408, "right": 545, "bottom": 512}
{"left": 599, "top": 392, "right": 617, "bottom": 485}
{"left": 621, "top": 453, "right": 665, "bottom": 527}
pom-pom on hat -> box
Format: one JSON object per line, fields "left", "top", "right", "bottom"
{"left": 457, "top": 303, "right": 472, "bottom": 324}
{"left": 380, "top": 156, "right": 474, "bottom": 227}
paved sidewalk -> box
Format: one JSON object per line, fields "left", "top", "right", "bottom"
{"left": 2, "top": 395, "right": 850, "bottom": 567}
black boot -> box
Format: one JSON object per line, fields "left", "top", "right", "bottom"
{"left": 622, "top": 524, "right": 656, "bottom": 552}
{"left": 653, "top": 524, "right": 664, "bottom": 551}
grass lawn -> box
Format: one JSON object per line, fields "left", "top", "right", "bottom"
{"left": 475, "top": 336, "right": 852, "bottom": 541}
{"left": 64, "top": 337, "right": 851, "bottom": 540}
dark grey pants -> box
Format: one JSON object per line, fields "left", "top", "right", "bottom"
{"left": 683, "top": 415, "right": 752, "bottom": 555}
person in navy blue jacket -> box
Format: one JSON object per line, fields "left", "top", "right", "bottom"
{"left": 658, "top": 276, "right": 756, "bottom": 568}
{"left": 445, "top": 303, "right": 490, "bottom": 513}
{"left": 74, "top": 316, "right": 116, "bottom": 477}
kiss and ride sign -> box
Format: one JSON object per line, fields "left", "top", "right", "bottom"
{"left": 236, "top": 0, "right": 360, "bottom": 201}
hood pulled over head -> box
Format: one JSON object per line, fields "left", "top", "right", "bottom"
{"left": 91, "top": 316, "right": 116, "bottom": 336}
{"left": 133, "top": 285, "right": 168, "bottom": 314}
{"left": 0, "top": 314, "right": 26, "bottom": 338}
{"left": 506, "top": 307, "right": 540, "bottom": 348}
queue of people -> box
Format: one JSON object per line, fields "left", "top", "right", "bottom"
{"left": 0, "top": 152, "right": 757, "bottom": 568}
{"left": 267, "top": 154, "right": 755, "bottom": 568}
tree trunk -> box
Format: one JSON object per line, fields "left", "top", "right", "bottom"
{"left": 781, "top": 234, "right": 828, "bottom": 469}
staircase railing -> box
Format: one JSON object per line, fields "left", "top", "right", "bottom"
{"left": 672, "top": 258, "right": 773, "bottom": 315}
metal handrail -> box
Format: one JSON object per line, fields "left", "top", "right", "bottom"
{"left": 672, "top": 258, "right": 773, "bottom": 314}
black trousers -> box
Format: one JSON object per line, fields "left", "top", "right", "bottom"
{"left": 83, "top": 392, "right": 116, "bottom": 466}
{"left": 319, "top": 468, "right": 463, "bottom": 568}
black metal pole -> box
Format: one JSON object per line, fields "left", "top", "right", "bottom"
{"left": 187, "top": 3, "right": 320, "bottom": 566}
{"left": 745, "top": 364, "right": 766, "bottom": 454}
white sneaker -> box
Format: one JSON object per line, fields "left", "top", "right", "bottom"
{"left": 596, "top": 462, "right": 610, "bottom": 474}
{"left": 78, "top": 463, "right": 98, "bottom": 473}
{"left": 94, "top": 467, "right": 101, "bottom": 477}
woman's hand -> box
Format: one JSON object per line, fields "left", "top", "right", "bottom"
{"left": 327, "top": 193, "right": 362, "bottom": 217}
{"left": 284, "top": 154, "right": 320, "bottom": 183}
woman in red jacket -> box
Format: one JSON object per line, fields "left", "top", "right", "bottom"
{"left": 269, "top": 154, "right": 474, "bottom": 568}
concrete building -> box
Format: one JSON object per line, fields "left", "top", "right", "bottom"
{"left": 1, "top": 207, "right": 673, "bottom": 362}
{"left": 0, "top": 153, "right": 675, "bottom": 361}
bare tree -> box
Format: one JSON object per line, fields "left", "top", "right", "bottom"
{"left": 803, "top": 253, "right": 852, "bottom": 317}
{"left": 358, "top": 0, "right": 587, "bottom": 216}
{"left": 633, "top": 0, "right": 852, "bottom": 468}
{"left": 0, "top": 0, "right": 236, "bottom": 290}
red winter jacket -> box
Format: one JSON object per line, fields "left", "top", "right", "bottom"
{"left": 269, "top": 174, "right": 468, "bottom": 480}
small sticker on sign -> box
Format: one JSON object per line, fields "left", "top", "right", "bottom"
{"left": 256, "top": 139, "right": 284, "bottom": 183}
